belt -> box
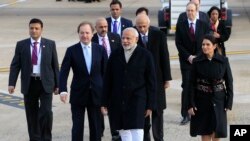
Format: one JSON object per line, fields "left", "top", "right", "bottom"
{"left": 196, "top": 83, "right": 224, "bottom": 93}
{"left": 31, "top": 73, "right": 41, "bottom": 80}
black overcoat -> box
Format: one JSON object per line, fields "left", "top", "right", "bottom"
{"left": 137, "top": 27, "right": 172, "bottom": 110}
{"left": 189, "top": 53, "right": 233, "bottom": 138}
{"left": 102, "top": 46, "right": 157, "bottom": 130}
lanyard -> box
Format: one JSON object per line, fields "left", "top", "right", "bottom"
{"left": 31, "top": 43, "right": 41, "bottom": 57}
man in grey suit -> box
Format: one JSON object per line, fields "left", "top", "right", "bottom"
{"left": 8, "top": 18, "right": 59, "bottom": 141}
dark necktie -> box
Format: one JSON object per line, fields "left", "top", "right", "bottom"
{"left": 102, "top": 37, "right": 108, "bottom": 54}
{"left": 142, "top": 35, "right": 148, "bottom": 47}
{"left": 102, "top": 37, "right": 107, "bottom": 50}
{"left": 32, "top": 42, "right": 38, "bottom": 65}
{"left": 189, "top": 23, "right": 195, "bottom": 41}
{"left": 113, "top": 20, "right": 117, "bottom": 34}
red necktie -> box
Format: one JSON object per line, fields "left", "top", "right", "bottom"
{"left": 189, "top": 23, "right": 195, "bottom": 41}
{"left": 32, "top": 42, "right": 38, "bottom": 65}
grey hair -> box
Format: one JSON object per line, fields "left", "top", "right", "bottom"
{"left": 123, "top": 27, "right": 139, "bottom": 37}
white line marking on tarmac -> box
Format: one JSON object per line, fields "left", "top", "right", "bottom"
{"left": 0, "top": 0, "right": 26, "bottom": 8}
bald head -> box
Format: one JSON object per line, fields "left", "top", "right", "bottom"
{"left": 95, "top": 17, "right": 108, "bottom": 37}
{"left": 186, "top": 2, "right": 198, "bottom": 21}
{"left": 190, "top": 0, "right": 200, "bottom": 10}
{"left": 135, "top": 14, "right": 150, "bottom": 35}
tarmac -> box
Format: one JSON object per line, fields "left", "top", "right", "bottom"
{"left": 0, "top": 0, "right": 250, "bottom": 141}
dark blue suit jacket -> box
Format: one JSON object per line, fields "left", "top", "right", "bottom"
{"left": 59, "top": 42, "right": 108, "bottom": 106}
{"left": 92, "top": 32, "right": 122, "bottom": 53}
{"left": 106, "top": 17, "right": 133, "bottom": 35}
{"left": 175, "top": 19, "right": 210, "bottom": 70}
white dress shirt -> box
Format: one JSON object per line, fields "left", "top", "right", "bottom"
{"left": 111, "top": 16, "right": 121, "bottom": 36}
{"left": 30, "top": 37, "right": 42, "bottom": 75}
{"left": 81, "top": 42, "right": 92, "bottom": 74}
{"left": 98, "top": 34, "right": 111, "bottom": 57}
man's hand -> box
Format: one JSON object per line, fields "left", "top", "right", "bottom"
{"left": 213, "top": 32, "right": 220, "bottom": 38}
{"left": 164, "top": 81, "right": 170, "bottom": 89}
{"left": 54, "top": 88, "right": 59, "bottom": 95}
{"left": 101, "top": 107, "right": 108, "bottom": 115}
{"left": 8, "top": 86, "right": 15, "bottom": 94}
{"left": 144, "top": 109, "right": 152, "bottom": 117}
{"left": 188, "top": 55, "right": 196, "bottom": 64}
{"left": 60, "top": 93, "right": 68, "bottom": 103}
{"left": 188, "top": 107, "right": 197, "bottom": 116}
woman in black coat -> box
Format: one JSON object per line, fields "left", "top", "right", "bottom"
{"left": 188, "top": 34, "right": 233, "bottom": 141}
{"left": 208, "top": 6, "right": 230, "bottom": 56}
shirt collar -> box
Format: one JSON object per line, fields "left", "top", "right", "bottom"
{"left": 80, "top": 42, "right": 92, "bottom": 48}
{"left": 188, "top": 18, "right": 197, "bottom": 25}
{"left": 140, "top": 31, "right": 149, "bottom": 37}
{"left": 97, "top": 33, "right": 108, "bottom": 39}
{"left": 111, "top": 16, "right": 121, "bottom": 23}
{"left": 196, "top": 12, "right": 200, "bottom": 19}
{"left": 30, "top": 37, "right": 41, "bottom": 44}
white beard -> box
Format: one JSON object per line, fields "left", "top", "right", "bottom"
{"left": 123, "top": 44, "right": 137, "bottom": 51}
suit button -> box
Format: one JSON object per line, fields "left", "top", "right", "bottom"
{"left": 213, "top": 104, "right": 216, "bottom": 107}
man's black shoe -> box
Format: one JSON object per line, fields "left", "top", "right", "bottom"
{"left": 180, "top": 116, "right": 190, "bottom": 125}
{"left": 112, "top": 135, "right": 121, "bottom": 141}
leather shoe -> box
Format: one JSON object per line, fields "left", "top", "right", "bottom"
{"left": 180, "top": 116, "right": 190, "bottom": 125}
{"left": 112, "top": 135, "right": 121, "bottom": 141}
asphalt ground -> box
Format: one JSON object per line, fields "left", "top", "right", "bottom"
{"left": 0, "top": 0, "right": 250, "bottom": 140}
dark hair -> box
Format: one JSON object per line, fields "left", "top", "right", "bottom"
{"left": 77, "top": 21, "right": 94, "bottom": 33}
{"left": 29, "top": 18, "right": 43, "bottom": 28}
{"left": 203, "top": 34, "right": 217, "bottom": 45}
{"left": 207, "top": 6, "right": 221, "bottom": 18}
{"left": 136, "top": 7, "right": 149, "bottom": 16}
{"left": 110, "top": 0, "right": 122, "bottom": 8}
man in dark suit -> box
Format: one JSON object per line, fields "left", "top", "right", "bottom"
{"left": 177, "top": 0, "right": 210, "bottom": 25}
{"left": 59, "top": 21, "right": 107, "bottom": 141}
{"left": 106, "top": 0, "right": 133, "bottom": 36}
{"left": 8, "top": 18, "right": 59, "bottom": 141}
{"left": 92, "top": 17, "right": 121, "bottom": 57}
{"left": 92, "top": 17, "right": 122, "bottom": 141}
{"left": 175, "top": 2, "right": 210, "bottom": 125}
{"left": 135, "top": 14, "right": 172, "bottom": 141}
{"left": 101, "top": 27, "right": 157, "bottom": 141}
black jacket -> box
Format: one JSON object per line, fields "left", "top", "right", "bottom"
{"left": 189, "top": 53, "right": 233, "bottom": 137}
{"left": 137, "top": 26, "right": 172, "bottom": 110}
